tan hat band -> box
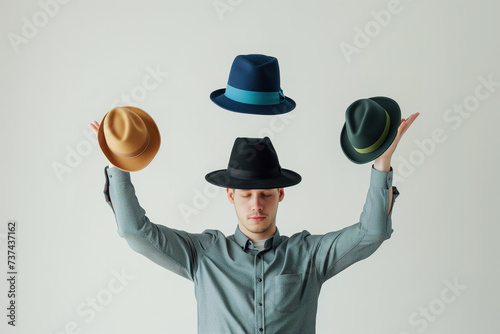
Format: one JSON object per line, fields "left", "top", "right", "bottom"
{"left": 109, "top": 132, "right": 151, "bottom": 158}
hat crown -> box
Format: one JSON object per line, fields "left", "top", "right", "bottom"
{"left": 228, "top": 137, "right": 281, "bottom": 177}
{"left": 345, "top": 99, "right": 389, "bottom": 149}
{"left": 227, "top": 54, "right": 281, "bottom": 92}
{"left": 210, "top": 53, "right": 296, "bottom": 114}
{"left": 103, "top": 107, "right": 150, "bottom": 158}
{"left": 205, "top": 136, "right": 301, "bottom": 188}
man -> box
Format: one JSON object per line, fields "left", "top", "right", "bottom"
{"left": 89, "top": 105, "right": 418, "bottom": 333}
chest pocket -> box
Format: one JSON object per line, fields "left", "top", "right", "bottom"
{"left": 273, "top": 274, "right": 302, "bottom": 313}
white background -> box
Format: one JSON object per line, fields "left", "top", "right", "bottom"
{"left": 1, "top": 0, "right": 499, "bottom": 333}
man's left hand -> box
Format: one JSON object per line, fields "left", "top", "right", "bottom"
{"left": 374, "top": 112, "right": 420, "bottom": 171}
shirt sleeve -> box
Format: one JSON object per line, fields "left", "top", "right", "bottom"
{"left": 313, "top": 165, "right": 400, "bottom": 282}
{"left": 102, "top": 166, "right": 218, "bottom": 281}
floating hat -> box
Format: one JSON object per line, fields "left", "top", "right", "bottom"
{"left": 340, "top": 97, "right": 401, "bottom": 164}
{"left": 98, "top": 106, "right": 160, "bottom": 171}
{"left": 210, "top": 54, "right": 296, "bottom": 115}
{"left": 205, "top": 137, "right": 301, "bottom": 189}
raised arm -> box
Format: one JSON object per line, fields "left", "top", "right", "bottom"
{"left": 373, "top": 112, "right": 419, "bottom": 213}
{"left": 311, "top": 165, "right": 399, "bottom": 281}
{"left": 104, "top": 167, "right": 217, "bottom": 280}
{"left": 312, "top": 112, "right": 419, "bottom": 281}
{"left": 90, "top": 121, "right": 218, "bottom": 281}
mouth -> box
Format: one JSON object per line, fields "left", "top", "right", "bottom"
{"left": 249, "top": 216, "right": 266, "bottom": 222}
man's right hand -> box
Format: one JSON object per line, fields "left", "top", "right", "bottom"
{"left": 89, "top": 121, "right": 116, "bottom": 168}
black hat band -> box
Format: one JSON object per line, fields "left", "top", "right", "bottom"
{"left": 227, "top": 166, "right": 281, "bottom": 180}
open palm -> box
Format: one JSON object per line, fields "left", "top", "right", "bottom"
{"left": 376, "top": 112, "right": 420, "bottom": 161}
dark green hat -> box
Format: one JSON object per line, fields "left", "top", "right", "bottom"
{"left": 340, "top": 97, "right": 401, "bottom": 164}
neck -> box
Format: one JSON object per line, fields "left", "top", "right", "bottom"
{"left": 240, "top": 224, "right": 277, "bottom": 242}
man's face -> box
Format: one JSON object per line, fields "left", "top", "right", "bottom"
{"left": 227, "top": 188, "right": 285, "bottom": 240}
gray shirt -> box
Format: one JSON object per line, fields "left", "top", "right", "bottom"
{"left": 103, "top": 165, "right": 400, "bottom": 334}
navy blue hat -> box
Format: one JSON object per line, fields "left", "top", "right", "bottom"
{"left": 210, "top": 54, "right": 296, "bottom": 115}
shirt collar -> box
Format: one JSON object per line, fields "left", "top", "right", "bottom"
{"left": 234, "top": 225, "right": 282, "bottom": 251}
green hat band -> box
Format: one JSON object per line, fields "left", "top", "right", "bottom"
{"left": 352, "top": 110, "right": 391, "bottom": 154}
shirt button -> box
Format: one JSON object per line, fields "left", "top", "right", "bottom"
{"left": 257, "top": 278, "right": 262, "bottom": 282}
{"left": 259, "top": 302, "right": 262, "bottom": 306}
{"left": 259, "top": 328, "right": 263, "bottom": 332}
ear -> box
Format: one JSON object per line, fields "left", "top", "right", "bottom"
{"left": 226, "top": 188, "right": 235, "bottom": 204}
{"left": 278, "top": 188, "right": 285, "bottom": 202}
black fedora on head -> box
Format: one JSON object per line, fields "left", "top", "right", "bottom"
{"left": 340, "top": 96, "right": 401, "bottom": 164}
{"left": 210, "top": 54, "right": 296, "bottom": 115}
{"left": 205, "top": 137, "right": 301, "bottom": 189}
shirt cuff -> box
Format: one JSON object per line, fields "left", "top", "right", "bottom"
{"left": 105, "top": 165, "right": 131, "bottom": 183}
{"left": 370, "top": 164, "right": 394, "bottom": 189}
{"left": 103, "top": 166, "right": 131, "bottom": 207}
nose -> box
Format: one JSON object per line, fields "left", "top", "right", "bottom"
{"left": 250, "top": 195, "right": 264, "bottom": 212}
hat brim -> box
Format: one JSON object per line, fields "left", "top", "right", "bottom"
{"left": 340, "top": 96, "right": 401, "bottom": 164}
{"left": 205, "top": 168, "right": 301, "bottom": 189}
{"left": 98, "top": 107, "right": 161, "bottom": 172}
{"left": 210, "top": 88, "right": 296, "bottom": 115}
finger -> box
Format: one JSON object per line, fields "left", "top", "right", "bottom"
{"left": 396, "top": 119, "right": 407, "bottom": 136}
{"left": 400, "top": 113, "right": 419, "bottom": 136}
{"left": 400, "top": 121, "right": 411, "bottom": 136}
{"left": 89, "top": 123, "right": 98, "bottom": 134}
{"left": 403, "top": 113, "right": 418, "bottom": 129}
{"left": 397, "top": 115, "right": 412, "bottom": 136}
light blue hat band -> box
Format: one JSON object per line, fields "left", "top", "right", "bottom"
{"left": 224, "top": 84, "right": 285, "bottom": 105}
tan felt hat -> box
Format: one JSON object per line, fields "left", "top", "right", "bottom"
{"left": 98, "top": 106, "right": 160, "bottom": 172}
